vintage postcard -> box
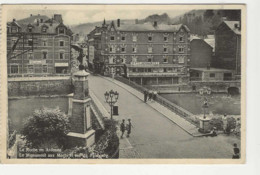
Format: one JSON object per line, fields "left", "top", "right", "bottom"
{"left": 0, "top": 4, "right": 246, "bottom": 164}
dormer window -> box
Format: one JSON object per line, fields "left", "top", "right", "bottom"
{"left": 42, "top": 27, "right": 47, "bottom": 33}
{"left": 28, "top": 27, "right": 33, "bottom": 33}
{"left": 58, "top": 28, "right": 65, "bottom": 34}
{"left": 11, "top": 27, "right": 17, "bottom": 33}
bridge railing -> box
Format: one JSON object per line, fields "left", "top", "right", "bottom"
{"left": 114, "top": 76, "right": 195, "bottom": 121}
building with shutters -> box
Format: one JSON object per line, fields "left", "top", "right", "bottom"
{"left": 88, "top": 19, "right": 191, "bottom": 85}
{"left": 7, "top": 14, "right": 72, "bottom": 77}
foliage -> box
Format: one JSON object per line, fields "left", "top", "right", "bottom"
{"left": 209, "top": 116, "right": 237, "bottom": 131}
{"left": 176, "top": 10, "right": 241, "bottom": 36}
{"left": 21, "top": 107, "right": 70, "bottom": 149}
{"left": 8, "top": 130, "right": 17, "bottom": 149}
{"left": 62, "top": 119, "right": 119, "bottom": 159}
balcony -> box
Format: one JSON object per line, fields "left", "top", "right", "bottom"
{"left": 127, "top": 72, "right": 180, "bottom": 77}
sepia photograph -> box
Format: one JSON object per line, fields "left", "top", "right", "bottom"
{"left": 0, "top": 4, "right": 246, "bottom": 163}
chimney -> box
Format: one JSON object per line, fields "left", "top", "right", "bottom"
{"left": 153, "top": 21, "right": 158, "bottom": 27}
{"left": 135, "top": 19, "right": 138, "bottom": 24}
{"left": 54, "top": 14, "right": 63, "bottom": 23}
{"left": 117, "top": 19, "right": 120, "bottom": 27}
{"left": 13, "top": 18, "right": 16, "bottom": 22}
{"left": 30, "top": 14, "right": 33, "bottom": 17}
{"left": 36, "top": 19, "right": 39, "bottom": 26}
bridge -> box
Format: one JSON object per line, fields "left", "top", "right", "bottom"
{"left": 88, "top": 74, "right": 239, "bottom": 158}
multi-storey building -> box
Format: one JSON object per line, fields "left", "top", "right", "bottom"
{"left": 7, "top": 14, "right": 72, "bottom": 77}
{"left": 88, "top": 19, "right": 191, "bottom": 85}
{"left": 213, "top": 21, "right": 241, "bottom": 77}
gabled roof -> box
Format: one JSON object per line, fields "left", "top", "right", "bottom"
{"left": 17, "top": 15, "right": 49, "bottom": 24}
{"left": 108, "top": 22, "right": 190, "bottom": 32}
{"left": 204, "top": 38, "right": 215, "bottom": 52}
{"left": 223, "top": 21, "right": 241, "bottom": 35}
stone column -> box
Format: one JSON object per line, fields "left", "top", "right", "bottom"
{"left": 67, "top": 70, "right": 95, "bottom": 147}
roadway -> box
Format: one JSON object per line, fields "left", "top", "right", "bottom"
{"left": 88, "top": 74, "right": 239, "bottom": 159}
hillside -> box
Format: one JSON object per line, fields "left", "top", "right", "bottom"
{"left": 172, "top": 9, "right": 241, "bottom": 36}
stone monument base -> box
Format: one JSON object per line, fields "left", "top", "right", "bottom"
{"left": 67, "top": 129, "right": 95, "bottom": 147}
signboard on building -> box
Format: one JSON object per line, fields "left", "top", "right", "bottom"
{"left": 89, "top": 46, "right": 94, "bottom": 64}
{"left": 54, "top": 63, "right": 69, "bottom": 67}
{"left": 29, "top": 60, "right": 46, "bottom": 64}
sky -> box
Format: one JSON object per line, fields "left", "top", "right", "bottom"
{"left": 6, "top": 5, "right": 191, "bottom": 25}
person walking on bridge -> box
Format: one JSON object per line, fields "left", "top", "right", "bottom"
{"left": 126, "top": 119, "right": 134, "bottom": 138}
{"left": 144, "top": 90, "right": 148, "bottom": 103}
{"left": 120, "top": 119, "right": 126, "bottom": 139}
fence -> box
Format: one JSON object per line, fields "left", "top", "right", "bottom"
{"left": 115, "top": 76, "right": 194, "bottom": 119}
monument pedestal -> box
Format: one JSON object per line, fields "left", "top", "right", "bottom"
{"left": 199, "top": 117, "right": 210, "bottom": 133}
{"left": 68, "top": 70, "right": 95, "bottom": 147}
{"left": 67, "top": 129, "right": 95, "bottom": 147}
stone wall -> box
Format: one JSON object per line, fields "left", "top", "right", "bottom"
{"left": 8, "top": 76, "right": 73, "bottom": 96}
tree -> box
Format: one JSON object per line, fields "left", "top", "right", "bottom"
{"left": 21, "top": 107, "right": 70, "bottom": 149}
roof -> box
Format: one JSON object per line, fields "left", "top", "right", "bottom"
{"left": 110, "top": 23, "right": 189, "bottom": 32}
{"left": 190, "top": 35, "right": 201, "bottom": 41}
{"left": 8, "top": 15, "right": 72, "bottom": 35}
{"left": 204, "top": 38, "right": 215, "bottom": 52}
{"left": 191, "top": 68, "right": 233, "bottom": 72}
{"left": 223, "top": 21, "right": 241, "bottom": 35}
{"left": 17, "top": 15, "right": 50, "bottom": 24}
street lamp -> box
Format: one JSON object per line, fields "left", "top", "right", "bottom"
{"left": 202, "top": 97, "right": 209, "bottom": 119}
{"left": 104, "top": 90, "right": 119, "bottom": 119}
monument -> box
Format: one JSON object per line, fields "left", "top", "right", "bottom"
{"left": 67, "top": 67, "right": 95, "bottom": 147}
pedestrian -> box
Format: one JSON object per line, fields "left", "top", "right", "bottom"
{"left": 222, "top": 114, "right": 228, "bottom": 133}
{"left": 126, "top": 119, "right": 134, "bottom": 137}
{"left": 153, "top": 90, "right": 157, "bottom": 101}
{"left": 144, "top": 90, "right": 147, "bottom": 103}
{"left": 148, "top": 90, "right": 153, "bottom": 101}
{"left": 232, "top": 143, "right": 240, "bottom": 159}
{"left": 120, "top": 119, "right": 125, "bottom": 139}
{"left": 234, "top": 118, "right": 241, "bottom": 135}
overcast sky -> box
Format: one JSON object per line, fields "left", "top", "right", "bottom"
{"left": 6, "top": 5, "right": 191, "bottom": 25}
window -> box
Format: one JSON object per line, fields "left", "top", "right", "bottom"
{"left": 133, "top": 35, "right": 137, "bottom": 42}
{"left": 148, "top": 36, "right": 153, "bottom": 41}
{"left": 109, "top": 56, "right": 114, "bottom": 64}
{"left": 42, "top": 65, "right": 48, "bottom": 73}
{"left": 42, "top": 51, "right": 47, "bottom": 59}
{"left": 148, "top": 47, "right": 153, "bottom": 53}
{"left": 210, "top": 73, "right": 215, "bottom": 78}
{"left": 110, "top": 36, "right": 115, "bottom": 41}
{"left": 28, "top": 52, "right": 33, "bottom": 59}
{"left": 164, "top": 36, "right": 168, "bottom": 42}
{"left": 178, "top": 56, "right": 185, "bottom": 63}
{"left": 132, "top": 47, "right": 137, "bottom": 53}
{"left": 179, "top": 47, "right": 184, "bottom": 53}
{"left": 148, "top": 58, "right": 152, "bottom": 62}
{"left": 60, "top": 52, "right": 64, "bottom": 59}
{"left": 121, "top": 36, "right": 125, "bottom": 41}
{"left": 28, "top": 39, "right": 33, "bottom": 46}
{"left": 109, "top": 46, "right": 116, "bottom": 53}
{"left": 42, "top": 27, "right": 47, "bottom": 33}
{"left": 148, "top": 68, "right": 152, "bottom": 72}
{"left": 163, "top": 57, "right": 168, "bottom": 63}
{"left": 10, "top": 65, "right": 18, "bottom": 74}
{"left": 121, "top": 47, "right": 126, "bottom": 53}
{"left": 28, "top": 27, "right": 32, "bottom": 33}
{"left": 27, "top": 65, "right": 34, "bottom": 73}
{"left": 163, "top": 68, "right": 167, "bottom": 72}
{"left": 43, "top": 40, "right": 47, "bottom": 46}
{"left": 164, "top": 47, "right": 168, "bottom": 53}
{"left": 11, "top": 27, "right": 17, "bottom": 33}
{"left": 179, "top": 37, "right": 184, "bottom": 42}
{"left": 59, "top": 28, "right": 65, "bottom": 34}
{"left": 132, "top": 68, "right": 136, "bottom": 72}
{"left": 59, "top": 41, "right": 64, "bottom": 47}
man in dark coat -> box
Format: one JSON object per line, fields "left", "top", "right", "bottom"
{"left": 126, "top": 119, "right": 134, "bottom": 137}
{"left": 120, "top": 119, "right": 125, "bottom": 138}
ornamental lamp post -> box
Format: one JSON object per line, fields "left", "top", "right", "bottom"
{"left": 104, "top": 90, "right": 119, "bottom": 119}
{"left": 202, "top": 97, "right": 209, "bottom": 119}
